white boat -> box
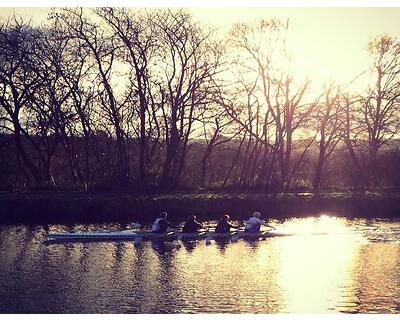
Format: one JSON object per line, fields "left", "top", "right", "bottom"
{"left": 44, "top": 229, "right": 286, "bottom": 242}
{"left": 45, "top": 230, "right": 176, "bottom": 241}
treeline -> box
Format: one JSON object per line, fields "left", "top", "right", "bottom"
{"left": 0, "top": 8, "right": 399, "bottom": 192}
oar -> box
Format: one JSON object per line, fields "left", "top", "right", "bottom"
{"left": 175, "top": 229, "right": 207, "bottom": 241}
{"left": 205, "top": 230, "right": 213, "bottom": 244}
{"left": 231, "top": 232, "right": 240, "bottom": 242}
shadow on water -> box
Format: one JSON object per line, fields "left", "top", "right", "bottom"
{"left": 214, "top": 239, "right": 230, "bottom": 252}
{"left": 242, "top": 239, "right": 263, "bottom": 251}
{"left": 181, "top": 241, "right": 198, "bottom": 253}
{"left": 150, "top": 240, "right": 181, "bottom": 254}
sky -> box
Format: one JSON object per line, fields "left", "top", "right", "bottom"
{"left": 192, "top": 8, "right": 400, "bottom": 89}
{"left": 0, "top": 7, "right": 399, "bottom": 92}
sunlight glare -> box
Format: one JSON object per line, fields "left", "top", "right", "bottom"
{"left": 274, "top": 217, "right": 361, "bottom": 312}
{"left": 276, "top": 216, "right": 348, "bottom": 236}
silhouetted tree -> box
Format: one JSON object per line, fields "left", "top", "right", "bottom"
{"left": 0, "top": 19, "right": 45, "bottom": 185}
{"left": 313, "top": 84, "right": 343, "bottom": 191}
{"left": 362, "top": 35, "right": 400, "bottom": 187}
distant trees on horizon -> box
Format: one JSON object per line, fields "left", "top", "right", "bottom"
{"left": 0, "top": 8, "right": 399, "bottom": 192}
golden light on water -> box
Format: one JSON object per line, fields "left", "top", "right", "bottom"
{"left": 1, "top": 223, "right": 399, "bottom": 312}
{"left": 66, "top": 217, "right": 396, "bottom": 313}
{"left": 274, "top": 216, "right": 360, "bottom": 313}
{"left": 275, "top": 215, "right": 349, "bottom": 235}
{"left": 126, "top": 216, "right": 364, "bottom": 313}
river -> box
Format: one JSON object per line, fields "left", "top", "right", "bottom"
{"left": 0, "top": 216, "right": 399, "bottom": 313}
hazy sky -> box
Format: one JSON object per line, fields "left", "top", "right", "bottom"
{"left": 193, "top": 8, "right": 400, "bottom": 87}
{"left": 0, "top": 7, "right": 399, "bottom": 90}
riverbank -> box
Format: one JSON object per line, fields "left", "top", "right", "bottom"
{"left": 0, "top": 191, "right": 399, "bottom": 224}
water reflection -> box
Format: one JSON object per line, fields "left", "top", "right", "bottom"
{"left": 272, "top": 216, "right": 358, "bottom": 313}
{"left": 350, "top": 244, "right": 400, "bottom": 313}
{"left": 180, "top": 241, "right": 197, "bottom": 253}
{"left": 214, "top": 239, "right": 230, "bottom": 253}
{"left": 0, "top": 218, "right": 399, "bottom": 313}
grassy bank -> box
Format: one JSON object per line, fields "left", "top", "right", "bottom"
{"left": 0, "top": 191, "right": 399, "bottom": 224}
{"left": 0, "top": 192, "right": 400, "bottom": 223}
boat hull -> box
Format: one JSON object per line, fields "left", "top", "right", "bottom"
{"left": 44, "top": 230, "right": 282, "bottom": 242}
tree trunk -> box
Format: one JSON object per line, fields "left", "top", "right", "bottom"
{"left": 13, "top": 123, "right": 43, "bottom": 186}
{"left": 160, "top": 118, "right": 179, "bottom": 189}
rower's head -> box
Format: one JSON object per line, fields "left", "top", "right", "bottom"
{"left": 188, "top": 215, "right": 196, "bottom": 222}
{"left": 160, "top": 212, "right": 168, "bottom": 219}
{"left": 253, "top": 212, "right": 261, "bottom": 218}
{"left": 223, "top": 214, "right": 230, "bottom": 221}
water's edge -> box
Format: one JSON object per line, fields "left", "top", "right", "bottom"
{"left": 1, "top": 192, "right": 399, "bottom": 223}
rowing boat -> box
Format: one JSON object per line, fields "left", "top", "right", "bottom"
{"left": 44, "top": 230, "right": 285, "bottom": 242}
{"left": 45, "top": 230, "right": 176, "bottom": 241}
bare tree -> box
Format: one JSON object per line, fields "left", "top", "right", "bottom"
{"left": 97, "top": 8, "right": 159, "bottom": 186}
{"left": 57, "top": 8, "right": 130, "bottom": 185}
{"left": 152, "top": 9, "right": 224, "bottom": 188}
{"left": 312, "top": 84, "right": 343, "bottom": 191}
{"left": 362, "top": 35, "right": 400, "bottom": 187}
{"left": 222, "top": 19, "right": 314, "bottom": 191}
{"left": 33, "top": 14, "right": 97, "bottom": 189}
{"left": 199, "top": 104, "right": 240, "bottom": 187}
{"left": 0, "top": 18, "right": 45, "bottom": 185}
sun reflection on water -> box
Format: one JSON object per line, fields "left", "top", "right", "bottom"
{"left": 0, "top": 220, "right": 399, "bottom": 313}
{"left": 274, "top": 215, "right": 351, "bottom": 235}
{"left": 273, "top": 216, "right": 361, "bottom": 312}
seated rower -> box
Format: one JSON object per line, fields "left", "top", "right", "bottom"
{"left": 215, "top": 214, "right": 239, "bottom": 233}
{"left": 151, "top": 212, "right": 176, "bottom": 233}
{"left": 182, "top": 215, "right": 204, "bottom": 233}
{"left": 244, "top": 212, "right": 275, "bottom": 233}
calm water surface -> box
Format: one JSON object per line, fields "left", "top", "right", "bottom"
{"left": 0, "top": 216, "right": 399, "bottom": 313}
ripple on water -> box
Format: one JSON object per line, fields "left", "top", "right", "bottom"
{"left": 0, "top": 218, "right": 399, "bottom": 313}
